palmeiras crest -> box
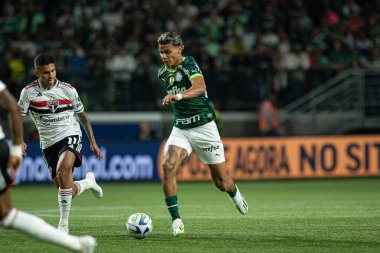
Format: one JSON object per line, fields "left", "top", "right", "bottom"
{"left": 47, "top": 100, "right": 59, "bottom": 112}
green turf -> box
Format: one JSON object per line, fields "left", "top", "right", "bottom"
{"left": 1, "top": 178, "right": 379, "bottom": 253}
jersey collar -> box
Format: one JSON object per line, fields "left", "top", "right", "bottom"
{"left": 38, "top": 79, "right": 59, "bottom": 90}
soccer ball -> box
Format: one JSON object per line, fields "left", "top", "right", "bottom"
{"left": 126, "top": 213, "right": 153, "bottom": 239}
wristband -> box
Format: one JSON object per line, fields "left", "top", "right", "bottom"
{"left": 176, "top": 93, "right": 183, "bottom": 101}
{"left": 10, "top": 145, "right": 22, "bottom": 157}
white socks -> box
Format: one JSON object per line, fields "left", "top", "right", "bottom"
{"left": 58, "top": 188, "right": 72, "bottom": 226}
{"left": 74, "top": 178, "right": 90, "bottom": 196}
{"left": 2, "top": 208, "right": 81, "bottom": 251}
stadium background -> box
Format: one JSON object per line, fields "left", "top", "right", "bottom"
{"left": 1, "top": 0, "right": 379, "bottom": 182}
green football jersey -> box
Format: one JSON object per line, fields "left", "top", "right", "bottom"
{"left": 158, "top": 56, "right": 216, "bottom": 129}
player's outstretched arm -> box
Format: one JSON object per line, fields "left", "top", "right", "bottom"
{"left": 0, "top": 88, "right": 23, "bottom": 175}
{"left": 77, "top": 111, "right": 103, "bottom": 160}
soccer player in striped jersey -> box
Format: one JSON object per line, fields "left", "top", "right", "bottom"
{"left": 18, "top": 53, "right": 104, "bottom": 234}
{"left": 157, "top": 32, "right": 249, "bottom": 237}
{"left": 0, "top": 80, "right": 96, "bottom": 253}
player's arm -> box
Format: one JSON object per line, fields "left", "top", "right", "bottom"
{"left": 181, "top": 75, "right": 206, "bottom": 99}
{"left": 0, "top": 88, "right": 23, "bottom": 175}
{"left": 77, "top": 112, "right": 103, "bottom": 160}
{"left": 162, "top": 75, "right": 206, "bottom": 105}
{"left": 18, "top": 88, "right": 30, "bottom": 156}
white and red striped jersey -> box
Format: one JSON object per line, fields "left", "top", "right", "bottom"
{"left": 0, "top": 80, "right": 6, "bottom": 140}
{"left": 18, "top": 79, "right": 84, "bottom": 149}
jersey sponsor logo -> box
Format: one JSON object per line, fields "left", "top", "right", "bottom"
{"left": 168, "top": 86, "right": 186, "bottom": 95}
{"left": 47, "top": 100, "right": 59, "bottom": 112}
{"left": 202, "top": 144, "right": 220, "bottom": 153}
{"left": 176, "top": 114, "right": 201, "bottom": 125}
{"left": 40, "top": 115, "right": 70, "bottom": 125}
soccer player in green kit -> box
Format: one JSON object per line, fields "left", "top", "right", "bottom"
{"left": 157, "top": 32, "right": 248, "bottom": 236}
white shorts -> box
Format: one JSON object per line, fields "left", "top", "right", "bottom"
{"left": 164, "top": 121, "right": 225, "bottom": 164}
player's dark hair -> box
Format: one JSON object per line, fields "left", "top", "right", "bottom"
{"left": 157, "top": 32, "right": 184, "bottom": 46}
{"left": 34, "top": 53, "right": 55, "bottom": 68}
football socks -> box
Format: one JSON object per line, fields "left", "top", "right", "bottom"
{"left": 165, "top": 195, "right": 181, "bottom": 221}
{"left": 58, "top": 188, "right": 73, "bottom": 226}
{"left": 227, "top": 185, "right": 238, "bottom": 198}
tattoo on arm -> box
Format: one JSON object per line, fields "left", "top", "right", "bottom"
{"left": 77, "top": 112, "right": 96, "bottom": 143}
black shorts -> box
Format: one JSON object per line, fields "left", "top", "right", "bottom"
{"left": 0, "top": 138, "right": 13, "bottom": 194}
{"left": 42, "top": 135, "right": 83, "bottom": 179}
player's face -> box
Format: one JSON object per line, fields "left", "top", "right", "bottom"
{"left": 159, "top": 44, "right": 183, "bottom": 68}
{"left": 34, "top": 63, "right": 57, "bottom": 88}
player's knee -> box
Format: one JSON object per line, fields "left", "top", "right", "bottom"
{"left": 56, "top": 166, "right": 69, "bottom": 178}
{"left": 56, "top": 168, "right": 72, "bottom": 187}
{"left": 162, "top": 161, "right": 176, "bottom": 179}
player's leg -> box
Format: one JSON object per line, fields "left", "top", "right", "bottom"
{"left": 162, "top": 145, "right": 187, "bottom": 217}
{"left": 162, "top": 127, "right": 192, "bottom": 236}
{"left": 191, "top": 121, "right": 248, "bottom": 214}
{"left": 162, "top": 145, "right": 188, "bottom": 236}
{"left": 74, "top": 171, "right": 103, "bottom": 199}
{"left": 0, "top": 187, "right": 96, "bottom": 252}
{"left": 55, "top": 150, "right": 76, "bottom": 233}
{"left": 208, "top": 163, "right": 248, "bottom": 214}
{"left": 68, "top": 136, "right": 103, "bottom": 199}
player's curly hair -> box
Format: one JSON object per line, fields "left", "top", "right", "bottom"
{"left": 34, "top": 53, "right": 55, "bottom": 68}
{"left": 157, "top": 32, "right": 184, "bottom": 47}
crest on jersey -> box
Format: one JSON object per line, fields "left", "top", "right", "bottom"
{"left": 169, "top": 76, "right": 175, "bottom": 86}
{"left": 175, "top": 71, "right": 182, "bottom": 82}
{"left": 47, "top": 100, "right": 59, "bottom": 112}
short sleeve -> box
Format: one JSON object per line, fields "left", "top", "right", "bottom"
{"left": 70, "top": 88, "right": 84, "bottom": 113}
{"left": 182, "top": 57, "right": 203, "bottom": 80}
{"left": 18, "top": 88, "right": 30, "bottom": 116}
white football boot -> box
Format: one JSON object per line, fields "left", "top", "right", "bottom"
{"left": 229, "top": 186, "right": 248, "bottom": 214}
{"left": 86, "top": 172, "right": 103, "bottom": 198}
{"left": 172, "top": 218, "right": 185, "bottom": 237}
{"left": 57, "top": 223, "right": 69, "bottom": 234}
{"left": 78, "top": 235, "right": 97, "bottom": 253}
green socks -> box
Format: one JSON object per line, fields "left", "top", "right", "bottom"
{"left": 165, "top": 195, "right": 181, "bottom": 221}
{"left": 227, "top": 186, "right": 238, "bottom": 198}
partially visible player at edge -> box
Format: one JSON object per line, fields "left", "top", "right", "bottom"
{"left": 157, "top": 32, "right": 248, "bottom": 236}
{"left": 0, "top": 80, "right": 96, "bottom": 253}
{"left": 18, "top": 53, "right": 104, "bottom": 234}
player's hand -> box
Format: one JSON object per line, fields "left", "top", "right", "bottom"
{"left": 162, "top": 94, "right": 179, "bottom": 105}
{"left": 22, "top": 142, "right": 27, "bottom": 156}
{"left": 90, "top": 143, "right": 103, "bottom": 160}
{"left": 9, "top": 155, "right": 22, "bottom": 178}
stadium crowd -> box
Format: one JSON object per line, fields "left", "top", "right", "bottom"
{"left": 1, "top": 0, "right": 380, "bottom": 111}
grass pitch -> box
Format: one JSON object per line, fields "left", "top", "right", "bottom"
{"left": 1, "top": 178, "right": 379, "bottom": 253}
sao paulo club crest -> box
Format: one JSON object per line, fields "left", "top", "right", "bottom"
{"left": 47, "top": 100, "right": 59, "bottom": 112}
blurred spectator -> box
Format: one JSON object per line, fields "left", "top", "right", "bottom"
{"left": 137, "top": 122, "right": 157, "bottom": 141}
{"left": 344, "top": 8, "right": 365, "bottom": 38}
{"left": 341, "top": 0, "right": 361, "bottom": 19}
{"left": 0, "top": 0, "right": 378, "bottom": 112}
{"left": 258, "top": 93, "right": 281, "bottom": 137}
{"left": 328, "top": 39, "right": 353, "bottom": 72}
